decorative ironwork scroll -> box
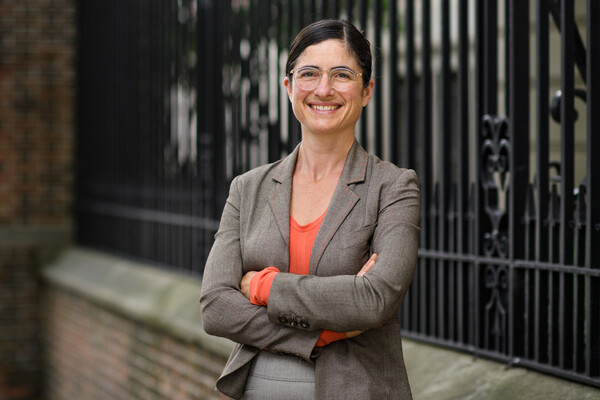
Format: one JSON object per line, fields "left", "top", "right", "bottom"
{"left": 480, "top": 115, "right": 511, "bottom": 258}
{"left": 484, "top": 264, "right": 509, "bottom": 352}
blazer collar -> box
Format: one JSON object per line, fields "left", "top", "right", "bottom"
{"left": 269, "top": 140, "right": 369, "bottom": 273}
{"left": 272, "top": 139, "right": 368, "bottom": 184}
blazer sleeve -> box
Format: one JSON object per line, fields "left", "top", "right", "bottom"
{"left": 266, "top": 169, "right": 420, "bottom": 333}
{"left": 200, "top": 176, "right": 320, "bottom": 360}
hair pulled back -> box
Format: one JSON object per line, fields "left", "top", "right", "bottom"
{"left": 285, "top": 19, "right": 372, "bottom": 88}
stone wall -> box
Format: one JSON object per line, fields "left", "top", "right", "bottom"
{"left": 40, "top": 248, "right": 600, "bottom": 400}
{"left": 41, "top": 248, "right": 231, "bottom": 400}
{"left": 43, "top": 288, "right": 226, "bottom": 400}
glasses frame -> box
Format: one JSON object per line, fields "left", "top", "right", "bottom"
{"left": 288, "top": 66, "right": 364, "bottom": 92}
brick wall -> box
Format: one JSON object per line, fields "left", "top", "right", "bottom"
{"left": 1, "top": 0, "right": 76, "bottom": 398}
{"left": 43, "top": 287, "right": 227, "bottom": 400}
{"left": 0, "top": 247, "right": 42, "bottom": 400}
{"left": 0, "top": 0, "right": 75, "bottom": 226}
{"left": 1, "top": 2, "right": 233, "bottom": 399}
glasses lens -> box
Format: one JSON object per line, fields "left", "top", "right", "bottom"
{"left": 294, "top": 67, "right": 320, "bottom": 90}
{"left": 330, "top": 68, "right": 357, "bottom": 91}
{"left": 293, "top": 67, "right": 358, "bottom": 91}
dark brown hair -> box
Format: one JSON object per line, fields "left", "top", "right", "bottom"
{"left": 285, "top": 19, "right": 372, "bottom": 88}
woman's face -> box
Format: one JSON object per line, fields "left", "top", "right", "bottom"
{"left": 284, "top": 39, "right": 374, "bottom": 139}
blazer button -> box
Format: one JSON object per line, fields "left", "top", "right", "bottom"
{"left": 278, "top": 315, "right": 288, "bottom": 324}
{"left": 300, "top": 320, "right": 310, "bottom": 329}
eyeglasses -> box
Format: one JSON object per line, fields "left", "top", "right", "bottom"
{"left": 289, "top": 66, "right": 363, "bottom": 92}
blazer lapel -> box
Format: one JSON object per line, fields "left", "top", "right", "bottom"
{"left": 268, "top": 144, "right": 300, "bottom": 259}
{"left": 309, "top": 140, "right": 369, "bottom": 275}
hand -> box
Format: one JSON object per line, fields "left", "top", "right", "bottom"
{"left": 240, "top": 270, "right": 259, "bottom": 300}
{"left": 357, "top": 253, "right": 377, "bottom": 277}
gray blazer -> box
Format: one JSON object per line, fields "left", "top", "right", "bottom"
{"left": 200, "top": 140, "right": 420, "bottom": 399}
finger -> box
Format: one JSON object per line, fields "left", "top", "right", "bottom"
{"left": 357, "top": 260, "right": 374, "bottom": 277}
{"left": 344, "top": 330, "right": 363, "bottom": 339}
{"left": 357, "top": 253, "right": 378, "bottom": 277}
{"left": 240, "top": 271, "right": 256, "bottom": 299}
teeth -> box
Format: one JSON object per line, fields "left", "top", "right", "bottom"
{"left": 311, "top": 105, "right": 338, "bottom": 111}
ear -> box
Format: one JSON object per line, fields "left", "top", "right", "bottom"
{"left": 284, "top": 76, "right": 293, "bottom": 100}
{"left": 361, "top": 78, "right": 375, "bottom": 107}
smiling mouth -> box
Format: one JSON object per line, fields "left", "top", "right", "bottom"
{"left": 310, "top": 104, "right": 340, "bottom": 111}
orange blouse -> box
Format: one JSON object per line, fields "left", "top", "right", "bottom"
{"left": 249, "top": 212, "right": 345, "bottom": 347}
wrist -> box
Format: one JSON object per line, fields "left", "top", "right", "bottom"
{"left": 249, "top": 267, "right": 279, "bottom": 306}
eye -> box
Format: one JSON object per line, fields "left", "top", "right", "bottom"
{"left": 331, "top": 69, "right": 354, "bottom": 81}
{"left": 297, "top": 68, "right": 319, "bottom": 79}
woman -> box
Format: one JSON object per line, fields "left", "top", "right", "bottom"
{"left": 200, "top": 19, "right": 420, "bottom": 399}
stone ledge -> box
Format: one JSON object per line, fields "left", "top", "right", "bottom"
{"left": 0, "top": 225, "right": 73, "bottom": 245}
{"left": 402, "top": 340, "right": 599, "bottom": 399}
{"left": 40, "top": 246, "right": 234, "bottom": 359}
{"left": 0, "top": 225, "right": 72, "bottom": 263}
{"left": 41, "top": 247, "right": 600, "bottom": 399}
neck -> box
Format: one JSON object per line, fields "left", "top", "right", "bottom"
{"left": 295, "top": 134, "right": 354, "bottom": 181}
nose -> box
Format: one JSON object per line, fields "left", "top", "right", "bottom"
{"left": 313, "top": 73, "right": 334, "bottom": 97}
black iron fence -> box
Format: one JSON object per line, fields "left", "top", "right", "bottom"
{"left": 76, "top": 0, "right": 599, "bottom": 387}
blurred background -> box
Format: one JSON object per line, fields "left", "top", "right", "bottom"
{"left": 0, "top": 0, "right": 598, "bottom": 399}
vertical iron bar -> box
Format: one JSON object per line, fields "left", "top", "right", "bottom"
{"left": 474, "top": 0, "right": 483, "bottom": 350}
{"left": 216, "top": 0, "right": 227, "bottom": 208}
{"left": 329, "top": 0, "right": 339, "bottom": 18}
{"left": 358, "top": 0, "right": 367, "bottom": 148}
{"left": 287, "top": 1, "right": 298, "bottom": 153}
{"left": 534, "top": 0, "right": 550, "bottom": 365}
{"left": 403, "top": 0, "right": 415, "bottom": 168}
{"left": 474, "top": 0, "right": 498, "bottom": 349}
{"left": 345, "top": 0, "right": 353, "bottom": 21}
{"left": 195, "top": 0, "right": 204, "bottom": 267}
{"left": 420, "top": 0, "right": 433, "bottom": 335}
{"left": 420, "top": 0, "right": 432, "bottom": 250}
{"left": 309, "top": 0, "right": 317, "bottom": 21}
{"left": 559, "top": 0, "right": 575, "bottom": 371}
{"left": 247, "top": 0, "right": 257, "bottom": 171}
{"left": 507, "top": 0, "right": 530, "bottom": 359}
{"left": 447, "top": 187, "right": 457, "bottom": 340}
{"left": 373, "top": 0, "right": 382, "bottom": 157}
{"left": 456, "top": 0, "right": 470, "bottom": 345}
{"left": 269, "top": 1, "right": 281, "bottom": 163}
{"left": 483, "top": 0, "right": 498, "bottom": 115}
{"left": 404, "top": 0, "right": 420, "bottom": 333}
{"left": 523, "top": 185, "right": 536, "bottom": 358}
{"left": 388, "top": 0, "right": 399, "bottom": 166}
{"left": 437, "top": 0, "right": 452, "bottom": 340}
{"left": 586, "top": 0, "right": 600, "bottom": 379}
{"left": 162, "top": 0, "right": 170, "bottom": 266}
{"left": 573, "top": 191, "right": 586, "bottom": 372}
{"left": 258, "top": 0, "right": 269, "bottom": 167}
{"left": 548, "top": 185, "right": 560, "bottom": 366}
{"left": 467, "top": 185, "right": 476, "bottom": 346}
{"left": 236, "top": 6, "right": 245, "bottom": 175}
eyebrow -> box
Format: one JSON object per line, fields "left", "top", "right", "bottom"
{"left": 296, "top": 65, "right": 354, "bottom": 71}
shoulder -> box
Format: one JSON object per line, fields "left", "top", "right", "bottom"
{"left": 367, "top": 154, "right": 419, "bottom": 188}
{"left": 228, "top": 158, "right": 287, "bottom": 200}
{"left": 233, "top": 144, "right": 298, "bottom": 189}
{"left": 234, "top": 160, "right": 282, "bottom": 185}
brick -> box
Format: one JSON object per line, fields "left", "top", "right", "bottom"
{"left": 42, "top": 287, "right": 226, "bottom": 399}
